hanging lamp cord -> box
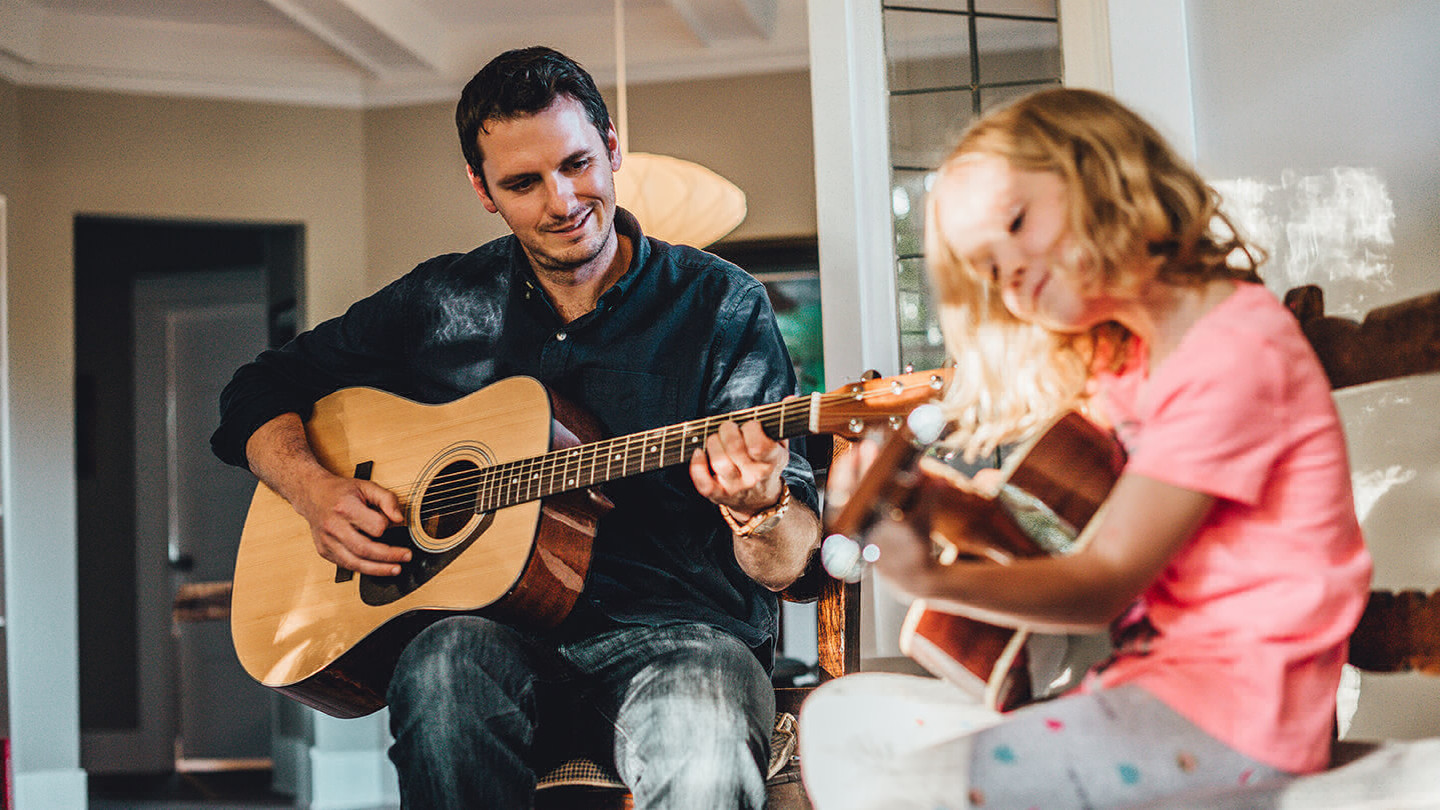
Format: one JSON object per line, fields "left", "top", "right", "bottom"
{"left": 614, "top": 0, "right": 629, "bottom": 153}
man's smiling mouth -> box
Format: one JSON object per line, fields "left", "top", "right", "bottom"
{"left": 547, "top": 208, "right": 591, "bottom": 235}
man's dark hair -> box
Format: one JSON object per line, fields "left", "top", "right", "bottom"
{"left": 456, "top": 46, "right": 612, "bottom": 185}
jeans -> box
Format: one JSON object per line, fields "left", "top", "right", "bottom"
{"left": 387, "top": 615, "right": 775, "bottom": 809}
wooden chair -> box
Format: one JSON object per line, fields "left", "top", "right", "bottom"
{"left": 1285, "top": 284, "right": 1440, "bottom": 681}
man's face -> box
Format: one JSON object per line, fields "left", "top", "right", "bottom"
{"left": 469, "top": 95, "right": 622, "bottom": 274}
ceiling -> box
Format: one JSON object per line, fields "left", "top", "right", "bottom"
{"left": 0, "top": 0, "right": 813, "bottom": 108}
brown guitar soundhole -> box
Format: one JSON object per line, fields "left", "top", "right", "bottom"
{"left": 419, "top": 458, "right": 483, "bottom": 539}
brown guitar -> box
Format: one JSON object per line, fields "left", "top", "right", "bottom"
{"left": 231, "top": 368, "right": 952, "bottom": 718}
{"left": 825, "top": 409, "right": 1124, "bottom": 711}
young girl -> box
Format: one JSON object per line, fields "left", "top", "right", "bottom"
{"left": 799, "top": 88, "right": 1373, "bottom": 808}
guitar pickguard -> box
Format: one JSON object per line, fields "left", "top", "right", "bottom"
{"left": 357, "top": 514, "right": 497, "bottom": 606}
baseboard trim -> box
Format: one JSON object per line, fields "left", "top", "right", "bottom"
{"left": 306, "top": 747, "right": 398, "bottom": 810}
{"left": 15, "top": 767, "right": 87, "bottom": 810}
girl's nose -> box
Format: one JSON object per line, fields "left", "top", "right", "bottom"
{"left": 992, "top": 241, "right": 1025, "bottom": 287}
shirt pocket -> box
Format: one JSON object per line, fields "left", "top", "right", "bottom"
{"left": 580, "top": 368, "right": 680, "bottom": 438}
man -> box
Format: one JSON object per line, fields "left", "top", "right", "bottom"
{"left": 210, "top": 46, "right": 820, "bottom": 808}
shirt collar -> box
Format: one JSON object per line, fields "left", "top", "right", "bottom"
{"left": 599, "top": 207, "right": 649, "bottom": 310}
{"left": 507, "top": 206, "right": 651, "bottom": 312}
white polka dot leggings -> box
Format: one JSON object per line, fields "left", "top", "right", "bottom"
{"left": 799, "top": 673, "right": 1291, "bottom": 809}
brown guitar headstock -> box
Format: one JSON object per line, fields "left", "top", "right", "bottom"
{"left": 812, "top": 367, "right": 952, "bottom": 439}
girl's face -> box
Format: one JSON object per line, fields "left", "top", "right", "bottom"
{"left": 933, "top": 153, "right": 1115, "bottom": 333}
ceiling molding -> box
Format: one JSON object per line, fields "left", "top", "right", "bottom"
{"left": 0, "top": 0, "right": 813, "bottom": 108}
{"left": 664, "top": 0, "right": 777, "bottom": 45}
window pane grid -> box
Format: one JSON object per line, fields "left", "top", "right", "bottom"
{"left": 881, "top": 0, "right": 1062, "bottom": 371}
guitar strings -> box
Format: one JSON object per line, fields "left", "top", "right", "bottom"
{"left": 374, "top": 378, "right": 945, "bottom": 528}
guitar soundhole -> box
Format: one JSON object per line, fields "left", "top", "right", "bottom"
{"left": 418, "top": 460, "right": 482, "bottom": 541}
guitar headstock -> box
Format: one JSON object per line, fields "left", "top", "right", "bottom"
{"left": 812, "top": 367, "right": 952, "bottom": 438}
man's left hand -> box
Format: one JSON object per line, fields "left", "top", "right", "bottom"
{"left": 689, "top": 419, "right": 787, "bottom": 519}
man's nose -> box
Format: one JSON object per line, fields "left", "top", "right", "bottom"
{"left": 545, "top": 175, "right": 578, "bottom": 215}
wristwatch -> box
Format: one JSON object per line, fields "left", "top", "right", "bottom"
{"left": 721, "top": 482, "right": 792, "bottom": 537}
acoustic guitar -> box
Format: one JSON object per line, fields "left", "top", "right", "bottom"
{"left": 824, "top": 409, "right": 1124, "bottom": 711}
{"left": 230, "top": 368, "right": 951, "bottom": 718}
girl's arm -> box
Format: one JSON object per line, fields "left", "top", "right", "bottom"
{"left": 865, "top": 471, "right": 1214, "bottom": 633}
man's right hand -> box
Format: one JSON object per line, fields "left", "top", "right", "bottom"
{"left": 292, "top": 472, "right": 410, "bottom": 577}
{"left": 246, "top": 412, "right": 412, "bottom": 577}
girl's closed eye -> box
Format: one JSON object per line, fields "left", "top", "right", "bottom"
{"left": 1009, "top": 209, "right": 1026, "bottom": 234}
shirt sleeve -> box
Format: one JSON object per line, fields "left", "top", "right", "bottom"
{"left": 703, "top": 279, "right": 820, "bottom": 516}
{"left": 1122, "top": 326, "right": 1290, "bottom": 506}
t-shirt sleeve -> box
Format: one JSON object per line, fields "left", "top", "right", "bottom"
{"left": 1122, "top": 327, "right": 1289, "bottom": 506}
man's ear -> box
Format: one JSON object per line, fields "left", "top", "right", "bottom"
{"left": 606, "top": 123, "right": 622, "bottom": 172}
{"left": 467, "top": 164, "right": 499, "bottom": 214}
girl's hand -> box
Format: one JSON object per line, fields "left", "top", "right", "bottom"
{"left": 863, "top": 515, "right": 945, "bottom": 598}
{"left": 822, "top": 436, "right": 881, "bottom": 514}
{"left": 825, "top": 435, "right": 962, "bottom": 595}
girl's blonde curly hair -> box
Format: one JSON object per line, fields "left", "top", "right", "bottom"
{"left": 925, "top": 88, "right": 1264, "bottom": 460}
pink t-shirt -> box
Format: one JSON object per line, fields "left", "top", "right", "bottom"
{"left": 1084, "top": 283, "right": 1372, "bottom": 773}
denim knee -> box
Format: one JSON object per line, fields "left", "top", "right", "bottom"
{"left": 613, "top": 628, "right": 773, "bottom": 809}
{"left": 387, "top": 616, "right": 539, "bottom": 809}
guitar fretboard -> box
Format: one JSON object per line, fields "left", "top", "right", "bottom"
{"left": 472, "top": 397, "right": 814, "bottom": 512}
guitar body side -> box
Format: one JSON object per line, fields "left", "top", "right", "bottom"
{"left": 230, "top": 378, "right": 602, "bottom": 717}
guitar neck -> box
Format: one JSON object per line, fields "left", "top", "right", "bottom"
{"left": 473, "top": 396, "right": 816, "bottom": 513}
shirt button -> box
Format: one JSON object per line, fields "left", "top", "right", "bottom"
{"left": 556, "top": 332, "right": 568, "bottom": 341}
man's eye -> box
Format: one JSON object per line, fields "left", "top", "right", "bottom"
{"left": 1008, "top": 210, "right": 1025, "bottom": 233}
{"left": 506, "top": 180, "right": 534, "bottom": 192}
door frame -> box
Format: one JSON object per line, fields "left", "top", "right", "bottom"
{"left": 74, "top": 216, "right": 302, "bottom": 776}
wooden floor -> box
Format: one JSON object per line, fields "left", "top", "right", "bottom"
{"left": 87, "top": 767, "right": 811, "bottom": 809}
{"left": 87, "top": 770, "right": 300, "bottom": 810}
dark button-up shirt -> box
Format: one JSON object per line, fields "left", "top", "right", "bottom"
{"left": 212, "top": 210, "right": 817, "bottom": 665}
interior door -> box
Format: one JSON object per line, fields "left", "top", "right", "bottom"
{"left": 83, "top": 267, "right": 271, "bottom": 772}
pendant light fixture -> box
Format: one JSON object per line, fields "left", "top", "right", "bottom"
{"left": 611, "top": 0, "right": 747, "bottom": 247}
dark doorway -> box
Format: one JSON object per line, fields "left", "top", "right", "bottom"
{"left": 74, "top": 216, "right": 302, "bottom": 775}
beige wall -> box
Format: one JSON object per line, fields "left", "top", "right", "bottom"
{"left": 621, "top": 71, "right": 817, "bottom": 244}
{"left": 362, "top": 101, "right": 509, "bottom": 291}
{"left": 363, "top": 70, "right": 817, "bottom": 291}
{"left": 0, "top": 84, "right": 371, "bottom": 784}
{"left": 0, "top": 79, "right": 16, "bottom": 198}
